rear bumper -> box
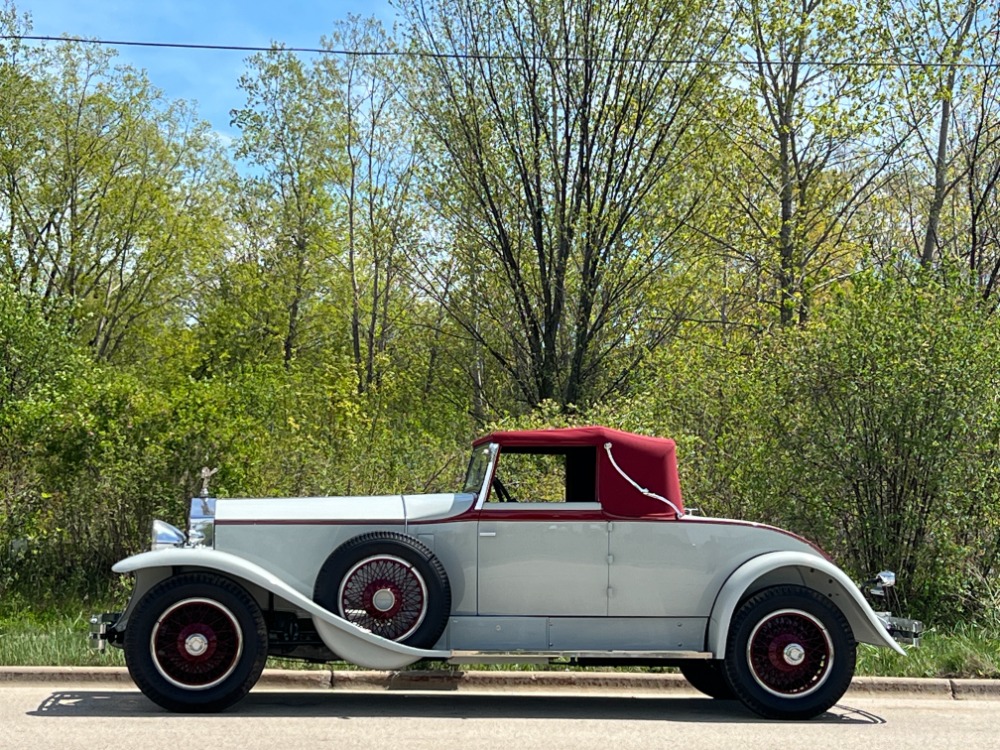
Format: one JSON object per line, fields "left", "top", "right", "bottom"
{"left": 876, "top": 613, "right": 923, "bottom": 646}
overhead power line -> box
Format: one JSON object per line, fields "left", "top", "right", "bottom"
{"left": 4, "top": 33, "right": 394, "bottom": 57}
{"left": 3, "top": 33, "right": 1000, "bottom": 69}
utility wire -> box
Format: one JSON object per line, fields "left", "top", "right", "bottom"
{"left": 3, "top": 33, "right": 1000, "bottom": 69}
{"left": 4, "top": 34, "right": 396, "bottom": 57}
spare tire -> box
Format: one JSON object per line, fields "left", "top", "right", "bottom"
{"left": 314, "top": 531, "right": 451, "bottom": 649}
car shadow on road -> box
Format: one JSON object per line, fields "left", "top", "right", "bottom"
{"left": 30, "top": 690, "right": 885, "bottom": 725}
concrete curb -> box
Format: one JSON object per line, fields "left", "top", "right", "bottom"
{"left": 0, "top": 667, "right": 134, "bottom": 684}
{"left": 847, "top": 675, "right": 953, "bottom": 698}
{"left": 1, "top": 666, "right": 998, "bottom": 699}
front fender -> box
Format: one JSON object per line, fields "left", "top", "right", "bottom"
{"left": 706, "top": 551, "right": 906, "bottom": 657}
{"left": 112, "top": 548, "right": 450, "bottom": 669}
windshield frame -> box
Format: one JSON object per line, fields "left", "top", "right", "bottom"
{"left": 463, "top": 442, "right": 498, "bottom": 503}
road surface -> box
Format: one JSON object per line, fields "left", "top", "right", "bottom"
{"left": 1, "top": 684, "right": 997, "bottom": 750}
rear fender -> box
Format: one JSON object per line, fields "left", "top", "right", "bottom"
{"left": 707, "top": 551, "right": 905, "bottom": 657}
{"left": 112, "top": 548, "right": 450, "bottom": 669}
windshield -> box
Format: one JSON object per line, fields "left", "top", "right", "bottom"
{"left": 462, "top": 443, "right": 496, "bottom": 495}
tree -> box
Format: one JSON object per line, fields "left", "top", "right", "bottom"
{"left": 0, "top": 31, "right": 226, "bottom": 361}
{"left": 222, "top": 48, "right": 344, "bottom": 369}
{"left": 883, "top": 0, "right": 993, "bottom": 268}
{"left": 402, "top": 0, "right": 729, "bottom": 409}
{"left": 952, "top": 10, "right": 1000, "bottom": 302}
{"left": 320, "top": 17, "right": 423, "bottom": 394}
{"left": 723, "top": 0, "right": 895, "bottom": 326}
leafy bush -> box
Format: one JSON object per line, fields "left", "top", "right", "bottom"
{"left": 761, "top": 274, "right": 1000, "bottom": 618}
{"left": 1, "top": 292, "right": 471, "bottom": 598}
{"left": 629, "top": 273, "right": 1000, "bottom": 622}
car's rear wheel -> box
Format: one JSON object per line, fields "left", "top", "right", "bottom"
{"left": 314, "top": 532, "right": 451, "bottom": 649}
{"left": 123, "top": 573, "right": 268, "bottom": 713}
{"left": 723, "top": 585, "right": 856, "bottom": 720}
{"left": 679, "top": 660, "right": 735, "bottom": 699}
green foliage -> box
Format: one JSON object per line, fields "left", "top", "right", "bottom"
{"left": 4, "top": 0, "right": 1000, "bottom": 636}
{"left": 856, "top": 624, "right": 1000, "bottom": 679}
{"left": 0, "top": 32, "right": 229, "bottom": 363}
{"left": 759, "top": 274, "right": 1000, "bottom": 618}
{"left": 0, "top": 285, "right": 89, "bottom": 591}
{"left": 628, "top": 273, "right": 1000, "bottom": 621}
{"left": 0, "top": 346, "right": 472, "bottom": 597}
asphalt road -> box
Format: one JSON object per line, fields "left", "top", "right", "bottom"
{"left": 1, "top": 683, "right": 998, "bottom": 750}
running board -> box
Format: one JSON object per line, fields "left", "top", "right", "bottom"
{"left": 447, "top": 650, "right": 712, "bottom": 665}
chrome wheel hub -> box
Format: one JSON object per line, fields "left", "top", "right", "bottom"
{"left": 184, "top": 633, "right": 209, "bottom": 656}
{"left": 783, "top": 643, "right": 805, "bottom": 666}
{"left": 372, "top": 588, "right": 397, "bottom": 612}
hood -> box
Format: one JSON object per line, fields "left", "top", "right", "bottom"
{"left": 213, "top": 493, "right": 475, "bottom": 524}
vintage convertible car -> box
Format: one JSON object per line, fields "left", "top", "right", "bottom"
{"left": 90, "top": 426, "right": 920, "bottom": 719}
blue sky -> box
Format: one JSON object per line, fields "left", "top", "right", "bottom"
{"left": 17, "top": 1, "right": 397, "bottom": 141}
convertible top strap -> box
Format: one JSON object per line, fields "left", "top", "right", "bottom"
{"left": 603, "top": 442, "right": 685, "bottom": 518}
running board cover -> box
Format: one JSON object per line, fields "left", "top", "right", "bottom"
{"left": 447, "top": 650, "right": 712, "bottom": 665}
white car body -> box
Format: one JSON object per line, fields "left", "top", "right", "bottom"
{"left": 92, "top": 427, "right": 920, "bottom": 719}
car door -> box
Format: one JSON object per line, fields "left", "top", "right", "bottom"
{"left": 476, "top": 503, "right": 609, "bottom": 615}
{"left": 606, "top": 519, "right": 717, "bottom": 617}
{"left": 607, "top": 518, "right": 784, "bottom": 617}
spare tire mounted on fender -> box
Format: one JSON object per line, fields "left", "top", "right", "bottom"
{"left": 314, "top": 531, "right": 451, "bottom": 649}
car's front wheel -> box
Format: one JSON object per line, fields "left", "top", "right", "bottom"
{"left": 723, "top": 585, "right": 856, "bottom": 720}
{"left": 123, "top": 572, "right": 268, "bottom": 713}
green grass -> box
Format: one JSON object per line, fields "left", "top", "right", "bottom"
{"left": 0, "top": 593, "right": 126, "bottom": 667}
{"left": 856, "top": 623, "right": 1000, "bottom": 679}
{"left": 0, "top": 610, "right": 126, "bottom": 667}
{"left": 2, "top": 598, "right": 998, "bottom": 677}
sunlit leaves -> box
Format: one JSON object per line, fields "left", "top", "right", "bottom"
{"left": 403, "top": 0, "right": 729, "bottom": 408}
{"left": 0, "top": 31, "right": 228, "bottom": 363}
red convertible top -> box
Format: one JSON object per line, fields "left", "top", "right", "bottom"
{"left": 473, "top": 426, "right": 684, "bottom": 519}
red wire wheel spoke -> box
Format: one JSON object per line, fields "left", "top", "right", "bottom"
{"left": 338, "top": 555, "right": 428, "bottom": 641}
{"left": 746, "top": 609, "right": 834, "bottom": 698}
{"left": 314, "top": 533, "right": 452, "bottom": 650}
{"left": 150, "top": 598, "right": 244, "bottom": 690}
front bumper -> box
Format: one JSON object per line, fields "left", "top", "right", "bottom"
{"left": 88, "top": 612, "right": 123, "bottom": 652}
{"left": 876, "top": 613, "right": 923, "bottom": 646}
